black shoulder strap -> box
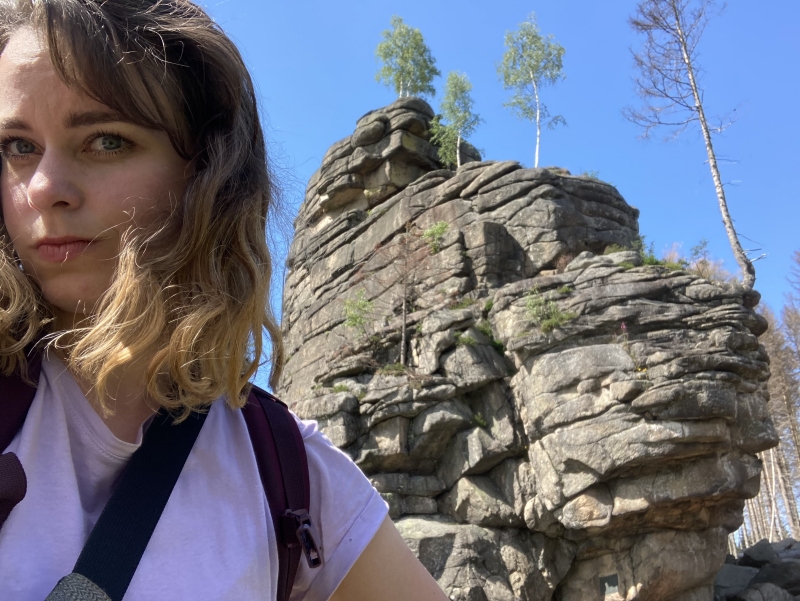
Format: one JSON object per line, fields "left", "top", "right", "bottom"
{"left": 242, "top": 386, "right": 321, "bottom": 601}
{"left": 48, "top": 409, "right": 207, "bottom": 601}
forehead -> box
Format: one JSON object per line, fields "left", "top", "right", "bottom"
{"left": 0, "top": 28, "right": 55, "bottom": 93}
{"left": 0, "top": 28, "right": 120, "bottom": 124}
{"left": 0, "top": 27, "right": 56, "bottom": 90}
{"left": 0, "top": 28, "right": 136, "bottom": 129}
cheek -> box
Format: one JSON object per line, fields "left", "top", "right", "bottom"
{"left": 97, "top": 167, "right": 185, "bottom": 230}
{"left": 1, "top": 174, "right": 28, "bottom": 243}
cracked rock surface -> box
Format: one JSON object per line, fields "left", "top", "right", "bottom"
{"left": 277, "top": 98, "right": 778, "bottom": 600}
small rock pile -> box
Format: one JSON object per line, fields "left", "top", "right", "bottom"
{"left": 715, "top": 539, "right": 800, "bottom": 600}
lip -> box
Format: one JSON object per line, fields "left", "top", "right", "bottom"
{"left": 36, "top": 236, "right": 95, "bottom": 262}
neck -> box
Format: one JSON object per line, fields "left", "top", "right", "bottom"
{"left": 53, "top": 343, "right": 157, "bottom": 445}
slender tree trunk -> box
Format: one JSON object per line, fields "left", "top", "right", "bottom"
{"left": 776, "top": 336, "right": 800, "bottom": 469}
{"left": 401, "top": 293, "right": 407, "bottom": 366}
{"left": 530, "top": 71, "right": 541, "bottom": 168}
{"left": 768, "top": 448, "right": 779, "bottom": 540}
{"left": 456, "top": 133, "right": 462, "bottom": 168}
{"left": 777, "top": 446, "right": 800, "bottom": 538}
{"left": 757, "top": 483, "right": 770, "bottom": 540}
{"left": 741, "top": 503, "right": 751, "bottom": 549}
{"left": 780, "top": 381, "right": 800, "bottom": 471}
{"left": 671, "top": 2, "right": 756, "bottom": 288}
{"left": 747, "top": 497, "right": 761, "bottom": 543}
{"left": 400, "top": 229, "right": 408, "bottom": 366}
{"left": 756, "top": 495, "right": 767, "bottom": 541}
{"left": 761, "top": 450, "right": 774, "bottom": 540}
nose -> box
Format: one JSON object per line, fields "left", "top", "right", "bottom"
{"left": 25, "top": 151, "right": 83, "bottom": 212}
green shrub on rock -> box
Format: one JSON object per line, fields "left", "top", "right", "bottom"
{"left": 423, "top": 221, "right": 449, "bottom": 254}
{"left": 525, "top": 287, "right": 576, "bottom": 333}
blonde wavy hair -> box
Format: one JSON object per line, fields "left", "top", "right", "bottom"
{"left": 0, "top": 0, "right": 284, "bottom": 413}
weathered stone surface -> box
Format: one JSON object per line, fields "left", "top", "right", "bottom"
{"left": 749, "top": 563, "right": 800, "bottom": 595}
{"left": 370, "top": 473, "right": 446, "bottom": 497}
{"left": 412, "top": 329, "right": 455, "bottom": 375}
{"left": 294, "top": 391, "right": 358, "bottom": 420}
{"left": 278, "top": 98, "right": 778, "bottom": 600}
{"left": 316, "top": 411, "right": 360, "bottom": 449}
{"left": 356, "top": 416, "right": 410, "bottom": 473}
{"left": 409, "top": 399, "right": 473, "bottom": 461}
{"left": 382, "top": 492, "right": 439, "bottom": 519}
{"left": 397, "top": 516, "right": 575, "bottom": 601}
{"left": 439, "top": 476, "right": 524, "bottom": 527}
{"left": 559, "top": 528, "right": 728, "bottom": 601}
{"left": 717, "top": 564, "right": 761, "bottom": 599}
{"left": 437, "top": 426, "right": 518, "bottom": 489}
{"left": 440, "top": 342, "right": 510, "bottom": 392}
{"left": 555, "top": 484, "right": 613, "bottom": 530}
{"left": 719, "top": 538, "right": 800, "bottom": 600}
{"left": 740, "top": 539, "right": 781, "bottom": 568}
{"left": 731, "top": 583, "right": 794, "bottom": 601}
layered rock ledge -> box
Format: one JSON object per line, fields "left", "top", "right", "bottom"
{"left": 277, "top": 98, "right": 778, "bottom": 601}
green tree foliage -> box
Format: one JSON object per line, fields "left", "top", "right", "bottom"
{"left": 422, "top": 221, "right": 449, "bottom": 253}
{"left": 429, "top": 117, "right": 457, "bottom": 168}
{"left": 375, "top": 16, "right": 440, "bottom": 99}
{"left": 430, "top": 72, "right": 483, "bottom": 168}
{"left": 498, "top": 13, "right": 566, "bottom": 168}
{"left": 343, "top": 289, "right": 374, "bottom": 334}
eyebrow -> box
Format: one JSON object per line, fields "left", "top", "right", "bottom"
{"left": 0, "top": 117, "right": 30, "bottom": 131}
{"left": 64, "top": 109, "right": 130, "bottom": 129}
{"left": 0, "top": 110, "right": 132, "bottom": 131}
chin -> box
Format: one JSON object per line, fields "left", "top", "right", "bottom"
{"left": 40, "top": 280, "right": 108, "bottom": 319}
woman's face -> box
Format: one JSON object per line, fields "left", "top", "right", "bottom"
{"left": 0, "top": 28, "right": 190, "bottom": 323}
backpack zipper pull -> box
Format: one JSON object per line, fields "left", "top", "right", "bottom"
{"left": 284, "top": 509, "right": 322, "bottom": 568}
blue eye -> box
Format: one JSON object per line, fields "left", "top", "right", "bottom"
{"left": 7, "top": 139, "right": 36, "bottom": 155}
{"left": 91, "top": 134, "right": 125, "bottom": 152}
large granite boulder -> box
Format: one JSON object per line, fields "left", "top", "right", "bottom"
{"left": 277, "top": 98, "right": 778, "bottom": 600}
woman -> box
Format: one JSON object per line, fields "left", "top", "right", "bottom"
{"left": 0, "top": 0, "right": 447, "bottom": 599}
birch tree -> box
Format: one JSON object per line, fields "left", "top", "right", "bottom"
{"left": 376, "top": 16, "right": 440, "bottom": 99}
{"left": 431, "top": 72, "right": 483, "bottom": 168}
{"left": 625, "top": 0, "right": 757, "bottom": 289}
{"left": 498, "top": 13, "right": 566, "bottom": 168}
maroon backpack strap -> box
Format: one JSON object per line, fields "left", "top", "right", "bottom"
{"left": 0, "top": 347, "right": 42, "bottom": 530}
{"left": 0, "top": 349, "right": 42, "bottom": 453}
{"left": 242, "top": 386, "right": 321, "bottom": 601}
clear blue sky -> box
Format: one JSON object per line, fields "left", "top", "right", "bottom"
{"left": 197, "top": 1, "right": 799, "bottom": 388}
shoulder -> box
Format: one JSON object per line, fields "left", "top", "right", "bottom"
{"left": 285, "top": 410, "right": 389, "bottom": 601}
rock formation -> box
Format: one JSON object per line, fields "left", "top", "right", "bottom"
{"left": 277, "top": 98, "right": 779, "bottom": 600}
{"left": 715, "top": 538, "right": 800, "bottom": 600}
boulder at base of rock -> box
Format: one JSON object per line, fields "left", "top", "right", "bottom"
{"left": 713, "top": 564, "right": 758, "bottom": 600}
{"left": 740, "top": 539, "right": 780, "bottom": 568}
{"left": 749, "top": 562, "right": 800, "bottom": 595}
{"left": 731, "top": 582, "right": 794, "bottom": 601}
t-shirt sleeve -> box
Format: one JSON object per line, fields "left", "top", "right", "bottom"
{"left": 288, "top": 414, "right": 388, "bottom": 601}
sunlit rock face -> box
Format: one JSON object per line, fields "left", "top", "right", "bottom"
{"left": 277, "top": 98, "right": 777, "bottom": 601}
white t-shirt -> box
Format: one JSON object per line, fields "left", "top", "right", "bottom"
{"left": 0, "top": 354, "right": 387, "bottom": 600}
